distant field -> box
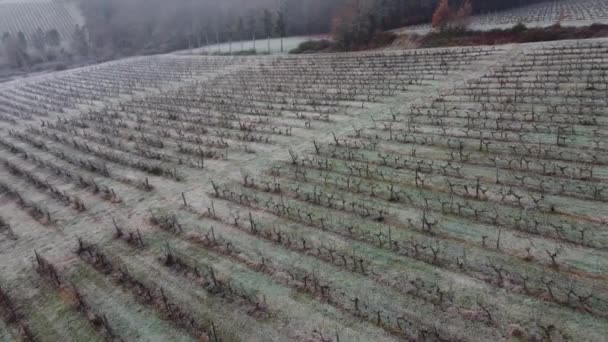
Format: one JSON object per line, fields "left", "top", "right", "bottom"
{"left": 179, "top": 36, "right": 328, "bottom": 55}
{"left": 0, "top": 35, "right": 607, "bottom": 341}
{"left": 396, "top": 0, "right": 608, "bottom": 34}
{"left": 0, "top": 0, "right": 83, "bottom": 42}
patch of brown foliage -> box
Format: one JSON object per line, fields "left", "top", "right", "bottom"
{"left": 419, "top": 24, "right": 608, "bottom": 48}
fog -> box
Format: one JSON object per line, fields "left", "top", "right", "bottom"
{"left": 81, "top": 0, "right": 341, "bottom": 57}
{"left": 0, "top": 0, "right": 556, "bottom": 68}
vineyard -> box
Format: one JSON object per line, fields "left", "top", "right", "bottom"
{"left": 0, "top": 36, "right": 607, "bottom": 341}
{"left": 0, "top": 0, "right": 82, "bottom": 42}
{"left": 399, "top": 0, "right": 608, "bottom": 33}
{"left": 473, "top": 0, "right": 608, "bottom": 26}
{"left": 183, "top": 37, "right": 320, "bottom": 55}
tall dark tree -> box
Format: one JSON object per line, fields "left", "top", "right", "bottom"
{"left": 226, "top": 21, "right": 234, "bottom": 53}
{"left": 275, "top": 9, "right": 286, "bottom": 53}
{"left": 73, "top": 0, "right": 556, "bottom": 59}
{"left": 45, "top": 29, "right": 61, "bottom": 47}
{"left": 248, "top": 11, "right": 257, "bottom": 50}
{"left": 3, "top": 34, "right": 29, "bottom": 68}
{"left": 17, "top": 31, "right": 27, "bottom": 51}
{"left": 262, "top": 9, "right": 273, "bottom": 53}
{"left": 72, "top": 25, "right": 89, "bottom": 57}
{"left": 32, "top": 28, "right": 46, "bottom": 56}
{"left": 237, "top": 17, "right": 245, "bottom": 50}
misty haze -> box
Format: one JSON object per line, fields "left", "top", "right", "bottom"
{"left": 0, "top": 0, "right": 607, "bottom": 341}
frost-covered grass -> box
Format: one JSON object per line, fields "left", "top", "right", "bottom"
{"left": 395, "top": 0, "right": 608, "bottom": 34}
{"left": 177, "top": 36, "right": 329, "bottom": 55}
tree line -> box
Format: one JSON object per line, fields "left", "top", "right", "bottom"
{"left": 334, "top": 0, "right": 559, "bottom": 31}
{"left": 80, "top": 0, "right": 342, "bottom": 57}
{"left": 329, "top": 0, "right": 561, "bottom": 49}
{"left": 1, "top": 25, "right": 88, "bottom": 69}
{"left": 2, "top": 0, "right": 558, "bottom": 65}
{"left": 80, "top": 0, "right": 555, "bottom": 57}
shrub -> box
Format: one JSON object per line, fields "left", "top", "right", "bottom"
{"left": 454, "top": 0, "right": 473, "bottom": 29}
{"left": 370, "top": 32, "right": 397, "bottom": 47}
{"left": 511, "top": 22, "right": 528, "bottom": 33}
{"left": 290, "top": 40, "right": 334, "bottom": 54}
{"left": 418, "top": 23, "right": 608, "bottom": 48}
{"left": 54, "top": 63, "right": 67, "bottom": 71}
{"left": 231, "top": 49, "right": 262, "bottom": 56}
{"left": 211, "top": 49, "right": 263, "bottom": 56}
{"left": 432, "top": 0, "right": 473, "bottom": 32}
{"left": 432, "top": 0, "right": 454, "bottom": 31}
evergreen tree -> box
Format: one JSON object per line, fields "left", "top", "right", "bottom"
{"left": 45, "top": 29, "right": 61, "bottom": 47}
{"left": 237, "top": 17, "right": 245, "bottom": 50}
{"left": 32, "top": 28, "right": 46, "bottom": 55}
{"left": 226, "top": 22, "right": 234, "bottom": 53}
{"left": 262, "top": 9, "right": 273, "bottom": 53}
{"left": 17, "top": 31, "right": 27, "bottom": 50}
{"left": 72, "top": 25, "right": 89, "bottom": 57}
{"left": 3, "top": 34, "right": 29, "bottom": 68}
{"left": 248, "top": 12, "right": 257, "bottom": 50}
{"left": 275, "top": 10, "right": 286, "bottom": 53}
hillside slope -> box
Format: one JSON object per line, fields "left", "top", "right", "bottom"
{"left": 0, "top": 0, "right": 84, "bottom": 42}
{"left": 0, "top": 37, "right": 607, "bottom": 341}
{"left": 397, "top": 0, "right": 608, "bottom": 34}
